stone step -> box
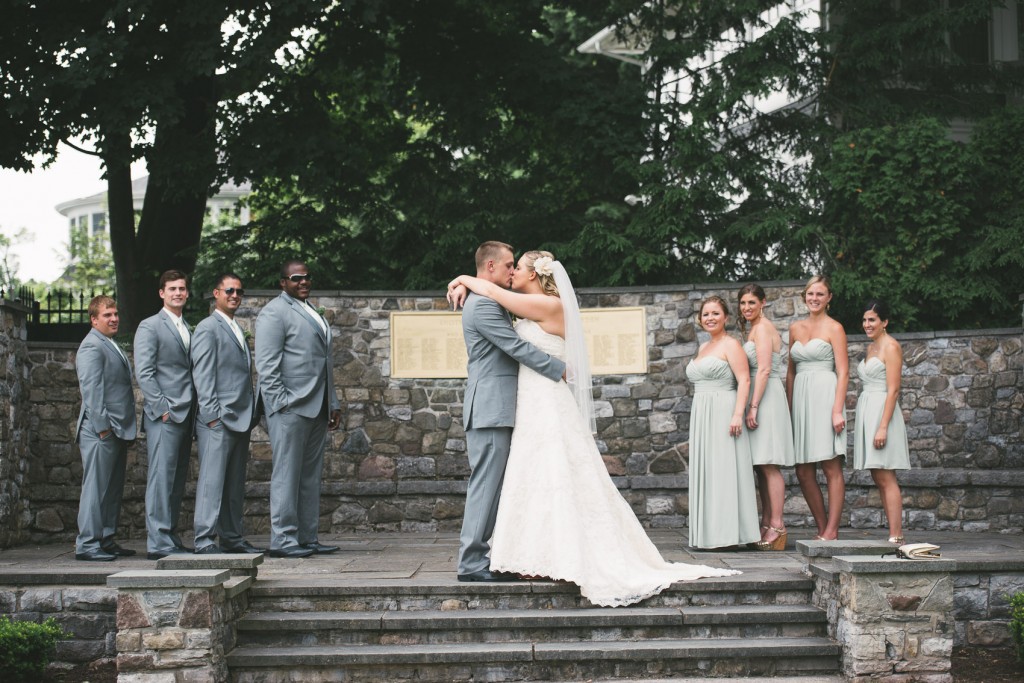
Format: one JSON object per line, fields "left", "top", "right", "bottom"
{"left": 246, "top": 571, "right": 816, "bottom": 612}
{"left": 236, "top": 604, "right": 828, "bottom": 646}
{"left": 227, "top": 637, "right": 842, "bottom": 681}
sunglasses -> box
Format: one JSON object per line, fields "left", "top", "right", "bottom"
{"left": 286, "top": 274, "right": 312, "bottom": 283}
{"left": 218, "top": 287, "right": 245, "bottom": 296}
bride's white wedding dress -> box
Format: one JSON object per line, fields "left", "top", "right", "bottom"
{"left": 489, "top": 319, "right": 740, "bottom": 607}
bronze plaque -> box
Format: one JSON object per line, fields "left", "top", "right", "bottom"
{"left": 390, "top": 307, "right": 648, "bottom": 379}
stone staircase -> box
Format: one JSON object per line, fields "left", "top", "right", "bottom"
{"left": 226, "top": 569, "right": 841, "bottom": 681}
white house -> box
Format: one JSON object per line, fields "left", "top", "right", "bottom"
{"left": 55, "top": 175, "right": 251, "bottom": 245}
{"left": 578, "top": 1, "right": 1022, "bottom": 142}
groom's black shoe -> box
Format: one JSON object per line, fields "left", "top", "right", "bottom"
{"left": 457, "top": 570, "right": 523, "bottom": 583}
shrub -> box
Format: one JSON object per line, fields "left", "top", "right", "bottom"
{"left": 1011, "top": 591, "right": 1024, "bottom": 663}
{"left": 0, "top": 617, "right": 66, "bottom": 682}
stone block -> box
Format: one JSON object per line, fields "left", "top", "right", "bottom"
{"left": 55, "top": 612, "right": 115, "bottom": 640}
{"left": 966, "top": 620, "right": 1012, "bottom": 646}
{"left": 108, "top": 570, "right": 229, "bottom": 589}
{"left": 62, "top": 587, "right": 117, "bottom": 611}
{"left": 117, "top": 652, "right": 156, "bottom": 672}
{"left": 180, "top": 591, "right": 213, "bottom": 629}
{"left": 142, "top": 630, "right": 185, "bottom": 650}
{"left": 20, "top": 588, "right": 62, "bottom": 612}
{"left": 116, "top": 630, "right": 142, "bottom": 652}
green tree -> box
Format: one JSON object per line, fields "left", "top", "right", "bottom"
{"left": 0, "top": 0, "right": 331, "bottom": 330}
{"left": 55, "top": 224, "right": 116, "bottom": 292}
{"left": 609, "top": 0, "right": 1024, "bottom": 328}
{"left": 820, "top": 118, "right": 975, "bottom": 329}
{"left": 0, "top": 227, "right": 26, "bottom": 292}
{"left": 202, "top": 1, "right": 648, "bottom": 289}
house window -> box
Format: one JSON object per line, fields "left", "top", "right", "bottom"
{"left": 91, "top": 212, "right": 106, "bottom": 235}
{"left": 949, "top": 0, "right": 990, "bottom": 64}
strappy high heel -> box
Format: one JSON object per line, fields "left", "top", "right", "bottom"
{"left": 888, "top": 535, "right": 904, "bottom": 545}
{"left": 756, "top": 526, "right": 787, "bottom": 551}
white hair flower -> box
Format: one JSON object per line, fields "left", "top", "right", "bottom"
{"left": 533, "top": 256, "right": 555, "bottom": 277}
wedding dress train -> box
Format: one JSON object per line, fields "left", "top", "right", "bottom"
{"left": 488, "top": 319, "right": 740, "bottom": 607}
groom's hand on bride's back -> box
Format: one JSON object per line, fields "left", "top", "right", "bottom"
{"left": 447, "top": 284, "right": 469, "bottom": 310}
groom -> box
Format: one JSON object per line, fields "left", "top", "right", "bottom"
{"left": 456, "top": 241, "right": 566, "bottom": 582}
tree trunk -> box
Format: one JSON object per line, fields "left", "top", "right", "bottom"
{"left": 104, "top": 130, "right": 144, "bottom": 333}
{"left": 109, "top": 76, "right": 218, "bottom": 331}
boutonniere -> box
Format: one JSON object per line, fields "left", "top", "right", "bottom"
{"left": 243, "top": 329, "right": 253, "bottom": 342}
{"left": 316, "top": 305, "right": 326, "bottom": 317}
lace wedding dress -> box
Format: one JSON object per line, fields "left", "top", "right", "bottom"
{"left": 488, "top": 319, "right": 740, "bottom": 607}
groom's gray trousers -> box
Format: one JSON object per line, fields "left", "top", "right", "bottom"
{"left": 459, "top": 427, "right": 514, "bottom": 575}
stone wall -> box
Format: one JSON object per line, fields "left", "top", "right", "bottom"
{"left": 5, "top": 282, "right": 1024, "bottom": 545}
{"left": 0, "top": 300, "right": 32, "bottom": 547}
{"left": 0, "top": 583, "right": 118, "bottom": 680}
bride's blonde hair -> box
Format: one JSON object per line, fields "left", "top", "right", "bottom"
{"left": 522, "top": 250, "right": 560, "bottom": 297}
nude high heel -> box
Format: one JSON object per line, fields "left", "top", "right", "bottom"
{"left": 756, "top": 527, "right": 787, "bottom": 551}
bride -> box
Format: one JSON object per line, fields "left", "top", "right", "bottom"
{"left": 448, "top": 250, "right": 739, "bottom": 607}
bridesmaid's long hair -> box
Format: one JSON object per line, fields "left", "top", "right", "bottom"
{"left": 737, "top": 283, "right": 766, "bottom": 335}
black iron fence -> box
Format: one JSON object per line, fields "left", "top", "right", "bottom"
{"left": 1, "top": 287, "right": 208, "bottom": 342}
{"left": 0, "top": 285, "right": 36, "bottom": 305}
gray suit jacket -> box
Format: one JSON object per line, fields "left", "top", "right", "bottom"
{"left": 461, "top": 293, "right": 565, "bottom": 430}
{"left": 76, "top": 328, "right": 137, "bottom": 441}
{"left": 255, "top": 292, "right": 340, "bottom": 419}
{"left": 191, "top": 312, "right": 259, "bottom": 432}
{"left": 134, "top": 310, "right": 195, "bottom": 423}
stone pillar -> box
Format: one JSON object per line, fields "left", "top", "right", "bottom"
{"left": 109, "top": 569, "right": 234, "bottom": 683}
{"left": 834, "top": 555, "right": 955, "bottom": 682}
{"left": 0, "top": 298, "right": 31, "bottom": 548}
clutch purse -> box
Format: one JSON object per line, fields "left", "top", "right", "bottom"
{"left": 896, "top": 542, "right": 941, "bottom": 559}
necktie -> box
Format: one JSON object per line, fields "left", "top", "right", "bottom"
{"left": 108, "top": 338, "right": 129, "bottom": 366}
{"left": 229, "top": 319, "right": 249, "bottom": 366}
{"left": 175, "top": 316, "right": 190, "bottom": 351}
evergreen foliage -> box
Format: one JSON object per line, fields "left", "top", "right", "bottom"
{"left": 0, "top": 617, "right": 65, "bottom": 682}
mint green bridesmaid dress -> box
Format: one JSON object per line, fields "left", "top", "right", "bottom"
{"left": 743, "top": 342, "right": 795, "bottom": 466}
{"left": 790, "top": 339, "right": 846, "bottom": 463}
{"left": 685, "top": 357, "right": 760, "bottom": 549}
{"left": 853, "top": 357, "right": 911, "bottom": 470}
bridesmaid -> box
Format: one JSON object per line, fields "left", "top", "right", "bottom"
{"left": 854, "top": 300, "right": 910, "bottom": 544}
{"left": 786, "top": 275, "right": 848, "bottom": 541}
{"left": 686, "top": 296, "right": 760, "bottom": 550}
{"left": 738, "top": 284, "right": 795, "bottom": 551}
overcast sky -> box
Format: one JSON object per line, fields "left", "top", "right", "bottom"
{"left": 0, "top": 146, "right": 146, "bottom": 284}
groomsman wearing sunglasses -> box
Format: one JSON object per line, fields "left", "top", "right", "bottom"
{"left": 191, "top": 273, "right": 265, "bottom": 554}
{"left": 135, "top": 270, "right": 196, "bottom": 560}
{"left": 255, "top": 260, "right": 342, "bottom": 558}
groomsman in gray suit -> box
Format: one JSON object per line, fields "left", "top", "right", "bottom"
{"left": 454, "top": 241, "right": 565, "bottom": 582}
{"left": 75, "top": 296, "right": 137, "bottom": 561}
{"left": 135, "top": 270, "right": 196, "bottom": 560}
{"left": 191, "top": 273, "right": 264, "bottom": 554}
{"left": 255, "top": 259, "right": 342, "bottom": 558}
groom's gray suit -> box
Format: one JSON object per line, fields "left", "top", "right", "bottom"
{"left": 458, "top": 292, "right": 565, "bottom": 575}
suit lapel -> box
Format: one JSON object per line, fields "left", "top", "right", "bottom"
{"left": 91, "top": 328, "right": 130, "bottom": 376}
{"left": 283, "top": 293, "right": 328, "bottom": 345}
{"left": 160, "top": 311, "right": 188, "bottom": 354}
{"left": 215, "top": 313, "right": 248, "bottom": 358}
